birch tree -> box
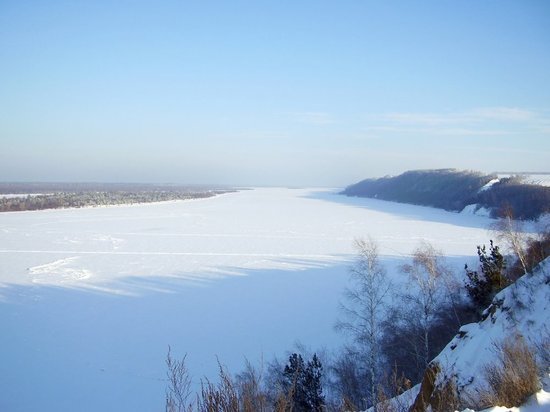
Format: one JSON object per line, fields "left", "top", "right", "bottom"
{"left": 401, "top": 242, "right": 453, "bottom": 369}
{"left": 491, "top": 207, "right": 529, "bottom": 277}
{"left": 336, "top": 238, "right": 392, "bottom": 410}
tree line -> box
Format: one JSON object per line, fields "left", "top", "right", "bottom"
{"left": 0, "top": 190, "right": 233, "bottom": 212}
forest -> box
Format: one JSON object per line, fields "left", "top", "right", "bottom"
{"left": 342, "top": 170, "right": 550, "bottom": 220}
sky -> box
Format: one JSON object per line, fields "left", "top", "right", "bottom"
{"left": 1, "top": 0, "right": 549, "bottom": 187}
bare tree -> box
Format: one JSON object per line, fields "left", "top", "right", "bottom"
{"left": 400, "top": 242, "right": 453, "bottom": 369}
{"left": 336, "top": 238, "right": 392, "bottom": 410}
{"left": 491, "top": 207, "right": 529, "bottom": 277}
{"left": 165, "top": 346, "right": 193, "bottom": 412}
{"left": 330, "top": 346, "right": 367, "bottom": 409}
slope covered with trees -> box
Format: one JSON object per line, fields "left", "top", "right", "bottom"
{"left": 342, "top": 169, "right": 495, "bottom": 212}
{"left": 342, "top": 169, "right": 550, "bottom": 220}
{"left": 476, "top": 176, "right": 550, "bottom": 220}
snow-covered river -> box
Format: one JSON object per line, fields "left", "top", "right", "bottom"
{"left": 0, "top": 188, "right": 498, "bottom": 411}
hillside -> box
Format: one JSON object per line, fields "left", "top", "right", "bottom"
{"left": 342, "top": 169, "right": 550, "bottom": 220}
{"left": 475, "top": 176, "right": 550, "bottom": 220}
{"left": 375, "top": 258, "right": 550, "bottom": 411}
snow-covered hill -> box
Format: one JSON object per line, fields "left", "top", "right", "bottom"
{"left": 378, "top": 258, "right": 550, "bottom": 411}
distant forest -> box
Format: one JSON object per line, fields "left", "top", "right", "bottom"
{"left": 342, "top": 169, "right": 550, "bottom": 220}
{"left": 0, "top": 182, "right": 235, "bottom": 212}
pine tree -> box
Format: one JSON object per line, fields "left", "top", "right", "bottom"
{"left": 281, "top": 353, "right": 325, "bottom": 412}
{"left": 465, "top": 240, "right": 508, "bottom": 310}
{"left": 304, "top": 354, "right": 324, "bottom": 411}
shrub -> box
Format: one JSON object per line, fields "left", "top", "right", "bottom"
{"left": 197, "top": 362, "right": 240, "bottom": 412}
{"left": 235, "top": 359, "right": 268, "bottom": 412}
{"left": 479, "top": 335, "right": 540, "bottom": 408}
{"left": 165, "top": 347, "right": 193, "bottom": 412}
{"left": 465, "top": 241, "right": 508, "bottom": 312}
{"left": 430, "top": 377, "right": 460, "bottom": 412}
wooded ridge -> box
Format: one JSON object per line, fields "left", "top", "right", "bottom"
{"left": 342, "top": 169, "right": 550, "bottom": 220}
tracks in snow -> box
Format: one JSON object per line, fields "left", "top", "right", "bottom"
{"left": 0, "top": 249, "right": 338, "bottom": 260}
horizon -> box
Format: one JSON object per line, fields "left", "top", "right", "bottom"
{"left": 1, "top": 1, "right": 550, "bottom": 186}
{"left": 2, "top": 167, "right": 550, "bottom": 189}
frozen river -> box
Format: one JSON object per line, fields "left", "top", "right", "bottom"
{"left": 0, "top": 188, "right": 497, "bottom": 411}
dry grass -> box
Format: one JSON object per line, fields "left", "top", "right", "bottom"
{"left": 197, "top": 362, "right": 240, "bottom": 412}
{"left": 165, "top": 347, "right": 193, "bottom": 412}
{"left": 479, "top": 335, "right": 540, "bottom": 408}
{"left": 430, "top": 377, "right": 460, "bottom": 412}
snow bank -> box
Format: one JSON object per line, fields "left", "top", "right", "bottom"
{"left": 461, "top": 204, "right": 493, "bottom": 218}
{"left": 462, "top": 387, "right": 550, "bottom": 412}
{"left": 479, "top": 179, "right": 500, "bottom": 192}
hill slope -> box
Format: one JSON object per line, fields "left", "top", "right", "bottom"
{"left": 376, "top": 258, "right": 550, "bottom": 411}
{"left": 342, "top": 169, "right": 550, "bottom": 220}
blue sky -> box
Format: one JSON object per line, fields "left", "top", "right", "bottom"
{"left": 1, "top": 1, "right": 549, "bottom": 186}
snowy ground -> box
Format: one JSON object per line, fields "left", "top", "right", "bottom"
{"left": 0, "top": 193, "right": 50, "bottom": 198}
{"left": 496, "top": 173, "right": 550, "bottom": 187}
{"left": 0, "top": 188, "right": 511, "bottom": 411}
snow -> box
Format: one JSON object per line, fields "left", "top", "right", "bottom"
{"left": 0, "top": 188, "right": 515, "bottom": 411}
{"left": 497, "top": 174, "right": 550, "bottom": 187}
{"left": 0, "top": 193, "right": 50, "bottom": 198}
{"left": 461, "top": 204, "right": 492, "bottom": 218}
{"left": 479, "top": 178, "right": 500, "bottom": 192}
{"left": 463, "top": 387, "right": 550, "bottom": 412}
{"left": 0, "top": 194, "right": 26, "bottom": 199}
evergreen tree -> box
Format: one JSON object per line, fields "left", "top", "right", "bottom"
{"left": 465, "top": 240, "right": 508, "bottom": 311}
{"left": 281, "top": 353, "right": 325, "bottom": 411}
{"left": 304, "top": 354, "right": 324, "bottom": 411}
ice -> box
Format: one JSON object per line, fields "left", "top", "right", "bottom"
{"left": 0, "top": 188, "right": 505, "bottom": 411}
